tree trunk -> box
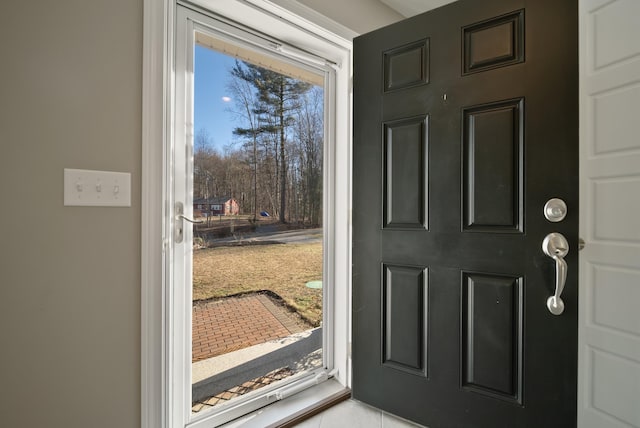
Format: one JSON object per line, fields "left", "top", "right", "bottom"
{"left": 279, "top": 83, "right": 287, "bottom": 224}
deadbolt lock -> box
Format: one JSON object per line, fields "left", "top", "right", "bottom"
{"left": 544, "top": 198, "right": 568, "bottom": 222}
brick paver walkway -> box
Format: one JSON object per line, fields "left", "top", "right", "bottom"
{"left": 192, "top": 366, "right": 295, "bottom": 413}
{"left": 192, "top": 293, "right": 306, "bottom": 362}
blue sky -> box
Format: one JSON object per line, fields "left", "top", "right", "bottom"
{"left": 194, "top": 45, "right": 238, "bottom": 151}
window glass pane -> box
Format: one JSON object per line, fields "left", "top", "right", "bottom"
{"left": 191, "top": 39, "right": 324, "bottom": 415}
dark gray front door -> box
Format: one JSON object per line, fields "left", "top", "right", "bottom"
{"left": 352, "top": 0, "right": 578, "bottom": 427}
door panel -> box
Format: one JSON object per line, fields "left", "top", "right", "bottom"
{"left": 462, "top": 98, "right": 523, "bottom": 231}
{"left": 462, "top": 10, "right": 524, "bottom": 74}
{"left": 353, "top": 0, "right": 578, "bottom": 427}
{"left": 382, "top": 264, "right": 429, "bottom": 376}
{"left": 579, "top": 0, "right": 640, "bottom": 426}
{"left": 384, "top": 116, "right": 429, "bottom": 229}
{"left": 461, "top": 272, "right": 522, "bottom": 403}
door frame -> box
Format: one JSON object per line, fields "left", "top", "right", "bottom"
{"left": 142, "top": 1, "right": 353, "bottom": 427}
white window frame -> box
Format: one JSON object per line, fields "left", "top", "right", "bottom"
{"left": 142, "top": 1, "right": 353, "bottom": 427}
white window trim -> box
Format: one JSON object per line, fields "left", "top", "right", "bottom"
{"left": 142, "top": 1, "right": 353, "bottom": 427}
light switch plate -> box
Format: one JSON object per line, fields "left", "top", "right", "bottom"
{"left": 64, "top": 168, "right": 131, "bottom": 207}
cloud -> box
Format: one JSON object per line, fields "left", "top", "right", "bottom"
{"left": 221, "top": 96, "right": 231, "bottom": 102}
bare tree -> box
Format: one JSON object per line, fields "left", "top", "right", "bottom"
{"left": 291, "top": 86, "right": 323, "bottom": 225}
{"left": 228, "top": 61, "right": 262, "bottom": 220}
{"left": 194, "top": 129, "right": 218, "bottom": 200}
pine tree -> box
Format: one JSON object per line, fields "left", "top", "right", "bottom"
{"left": 230, "top": 61, "right": 311, "bottom": 223}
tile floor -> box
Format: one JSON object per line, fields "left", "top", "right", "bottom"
{"left": 295, "top": 399, "right": 426, "bottom": 428}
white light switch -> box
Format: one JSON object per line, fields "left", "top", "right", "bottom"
{"left": 64, "top": 168, "right": 131, "bottom": 207}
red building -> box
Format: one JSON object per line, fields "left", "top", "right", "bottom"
{"left": 193, "top": 197, "right": 240, "bottom": 217}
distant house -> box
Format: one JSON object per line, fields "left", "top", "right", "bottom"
{"left": 193, "top": 197, "right": 240, "bottom": 216}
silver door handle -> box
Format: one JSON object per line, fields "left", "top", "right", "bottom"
{"left": 177, "top": 214, "right": 204, "bottom": 224}
{"left": 542, "top": 232, "right": 569, "bottom": 315}
{"left": 174, "top": 202, "right": 203, "bottom": 243}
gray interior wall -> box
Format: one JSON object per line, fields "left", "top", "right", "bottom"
{"left": 0, "top": 1, "right": 142, "bottom": 427}
{"left": 298, "top": 0, "right": 403, "bottom": 34}
{"left": 0, "top": 1, "right": 400, "bottom": 427}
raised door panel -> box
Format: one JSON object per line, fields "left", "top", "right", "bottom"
{"left": 384, "top": 40, "right": 430, "bottom": 92}
{"left": 462, "top": 272, "right": 523, "bottom": 403}
{"left": 462, "top": 99, "right": 523, "bottom": 232}
{"left": 383, "top": 117, "right": 429, "bottom": 229}
{"left": 463, "top": 10, "right": 524, "bottom": 74}
{"left": 382, "top": 264, "right": 429, "bottom": 377}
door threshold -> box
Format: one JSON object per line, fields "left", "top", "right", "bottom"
{"left": 265, "top": 388, "right": 351, "bottom": 428}
{"left": 220, "top": 379, "right": 349, "bottom": 427}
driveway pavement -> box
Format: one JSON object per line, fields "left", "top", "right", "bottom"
{"left": 210, "top": 228, "right": 322, "bottom": 246}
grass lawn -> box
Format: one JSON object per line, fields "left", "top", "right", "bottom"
{"left": 193, "top": 242, "right": 323, "bottom": 326}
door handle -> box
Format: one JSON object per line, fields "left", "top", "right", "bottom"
{"left": 542, "top": 232, "right": 569, "bottom": 315}
{"left": 177, "top": 214, "right": 204, "bottom": 224}
{"left": 174, "top": 202, "right": 203, "bottom": 243}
